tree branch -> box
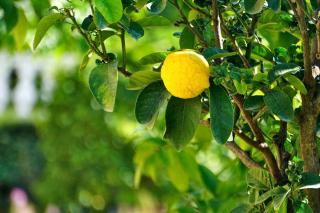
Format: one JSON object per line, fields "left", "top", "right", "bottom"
{"left": 171, "top": 0, "right": 208, "bottom": 47}
{"left": 273, "top": 121, "right": 290, "bottom": 175}
{"left": 225, "top": 140, "right": 263, "bottom": 169}
{"left": 212, "top": 0, "right": 223, "bottom": 49}
{"left": 288, "top": 0, "right": 315, "bottom": 88}
{"left": 220, "top": 17, "right": 250, "bottom": 68}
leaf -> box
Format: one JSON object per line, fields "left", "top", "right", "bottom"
{"left": 294, "top": 200, "right": 313, "bottom": 213}
{"left": 244, "top": 0, "right": 265, "bottom": 14}
{"left": 167, "top": 149, "right": 189, "bottom": 191}
{"left": 94, "top": 0, "right": 123, "bottom": 23}
{"left": 121, "top": 16, "right": 144, "bottom": 40}
{"left": 135, "top": 81, "right": 169, "bottom": 124}
{"left": 244, "top": 96, "right": 264, "bottom": 111}
{"left": 199, "top": 165, "right": 217, "bottom": 196}
{"left": 79, "top": 51, "right": 92, "bottom": 72}
{"left": 127, "top": 71, "right": 161, "bottom": 90}
{"left": 263, "top": 89, "right": 294, "bottom": 122}
{"left": 247, "top": 168, "right": 273, "bottom": 190}
{"left": 267, "top": 0, "right": 281, "bottom": 11}
{"left": 13, "top": 9, "right": 28, "bottom": 50}
{"left": 299, "top": 172, "right": 320, "bottom": 189}
{"left": 233, "top": 80, "right": 247, "bottom": 95}
{"left": 0, "top": 0, "right": 18, "bottom": 32}
{"left": 284, "top": 75, "right": 307, "bottom": 95}
{"left": 255, "top": 186, "right": 287, "bottom": 205}
{"left": 81, "top": 15, "right": 94, "bottom": 31}
{"left": 180, "top": 27, "right": 195, "bottom": 49}
{"left": 164, "top": 97, "right": 201, "bottom": 149}
{"left": 273, "top": 188, "right": 290, "bottom": 210}
{"left": 146, "top": 0, "right": 167, "bottom": 14}
{"left": 230, "top": 204, "right": 253, "bottom": 213}
{"left": 139, "top": 52, "right": 168, "bottom": 65}
{"left": 33, "top": 13, "right": 65, "bottom": 50}
{"left": 203, "top": 48, "right": 237, "bottom": 60}
{"left": 137, "top": 16, "right": 171, "bottom": 27}
{"left": 89, "top": 60, "right": 118, "bottom": 112}
{"left": 94, "top": 9, "right": 108, "bottom": 29}
{"left": 268, "top": 63, "right": 301, "bottom": 82}
{"left": 209, "top": 84, "right": 234, "bottom": 144}
{"left": 251, "top": 43, "right": 274, "bottom": 63}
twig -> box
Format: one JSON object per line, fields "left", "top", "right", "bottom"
{"left": 220, "top": 17, "right": 250, "bottom": 67}
{"left": 120, "top": 29, "right": 127, "bottom": 73}
{"left": 273, "top": 121, "right": 290, "bottom": 175}
{"left": 212, "top": 0, "right": 223, "bottom": 49}
{"left": 245, "top": 15, "right": 259, "bottom": 60}
{"left": 171, "top": 0, "right": 208, "bottom": 47}
{"left": 225, "top": 140, "right": 263, "bottom": 169}
{"left": 288, "top": 0, "right": 315, "bottom": 88}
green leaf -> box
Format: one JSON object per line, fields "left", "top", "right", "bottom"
{"left": 135, "top": 81, "right": 169, "bottom": 124}
{"left": 137, "top": 16, "right": 171, "bottom": 27}
{"left": 33, "top": 13, "right": 65, "bottom": 50}
{"left": 263, "top": 89, "right": 294, "bottom": 122}
{"left": 79, "top": 51, "right": 92, "bottom": 72}
{"left": 230, "top": 204, "right": 252, "bottom": 213}
{"left": 180, "top": 27, "right": 195, "bottom": 49}
{"left": 233, "top": 80, "right": 247, "bottom": 95}
{"left": 251, "top": 43, "right": 274, "bottom": 63}
{"left": 121, "top": 16, "right": 144, "bottom": 40}
{"left": 267, "top": 0, "right": 281, "bottom": 11}
{"left": 167, "top": 149, "right": 189, "bottom": 191}
{"left": 127, "top": 71, "right": 161, "bottom": 90}
{"left": 13, "top": 9, "right": 28, "bottom": 50}
{"left": 94, "top": 9, "right": 107, "bottom": 29}
{"left": 94, "top": 0, "right": 123, "bottom": 23}
{"left": 139, "top": 52, "right": 168, "bottom": 65}
{"left": 244, "top": 96, "right": 264, "bottom": 111}
{"left": 146, "top": 0, "right": 167, "bottom": 14}
{"left": 203, "top": 48, "right": 237, "bottom": 60}
{"left": 273, "top": 188, "right": 290, "bottom": 210}
{"left": 299, "top": 172, "right": 320, "bottom": 189}
{"left": 0, "top": 0, "right": 18, "bottom": 32}
{"left": 284, "top": 75, "right": 307, "bottom": 95}
{"left": 209, "top": 84, "right": 234, "bottom": 144}
{"left": 244, "top": 0, "right": 265, "bottom": 14}
{"left": 294, "top": 200, "right": 313, "bottom": 213}
{"left": 247, "top": 168, "right": 273, "bottom": 190}
{"left": 199, "top": 165, "right": 217, "bottom": 196}
{"left": 255, "top": 186, "right": 287, "bottom": 205}
{"left": 164, "top": 97, "right": 201, "bottom": 149}
{"left": 268, "top": 63, "right": 301, "bottom": 82}
{"left": 89, "top": 60, "right": 118, "bottom": 112}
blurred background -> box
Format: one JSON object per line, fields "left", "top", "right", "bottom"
{"left": 0, "top": 0, "right": 250, "bottom": 212}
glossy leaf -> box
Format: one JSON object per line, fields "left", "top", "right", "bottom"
{"left": 137, "top": 16, "right": 171, "bottom": 27}
{"left": 267, "top": 0, "right": 281, "bottom": 11}
{"left": 135, "top": 81, "right": 169, "bottom": 124}
{"left": 165, "top": 97, "right": 201, "bottom": 149}
{"left": 264, "top": 89, "right": 294, "bottom": 122}
{"left": 127, "top": 71, "right": 161, "bottom": 90}
{"left": 180, "top": 27, "right": 195, "bottom": 49}
{"left": 146, "top": 0, "right": 167, "bottom": 14}
{"left": 284, "top": 75, "right": 307, "bottom": 95}
{"left": 299, "top": 172, "right": 320, "bottom": 189}
{"left": 273, "top": 188, "right": 290, "bottom": 210}
{"left": 251, "top": 43, "right": 274, "bottom": 63}
{"left": 89, "top": 60, "right": 118, "bottom": 112}
{"left": 33, "top": 13, "right": 65, "bottom": 49}
{"left": 255, "top": 187, "right": 287, "bottom": 205}
{"left": 139, "top": 52, "right": 168, "bottom": 65}
{"left": 244, "top": 96, "right": 264, "bottom": 111}
{"left": 94, "top": 0, "right": 123, "bottom": 23}
{"left": 244, "top": 0, "right": 265, "bottom": 14}
{"left": 209, "top": 84, "right": 234, "bottom": 144}
{"left": 203, "top": 48, "right": 237, "bottom": 60}
{"left": 94, "top": 9, "right": 107, "bottom": 29}
{"left": 121, "top": 16, "right": 144, "bottom": 40}
{"left": 268, "top": 63, "right": 301, "bottom": 81}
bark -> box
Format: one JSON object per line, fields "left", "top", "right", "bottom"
{"left": 300, "top": 95, "right": 320, "bottom": 211}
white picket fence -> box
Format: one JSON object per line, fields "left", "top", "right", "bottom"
{"left": 0, "top": 51, "right": 77, "bottom": 118}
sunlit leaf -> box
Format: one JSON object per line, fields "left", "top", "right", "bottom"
{"left": 127, "top": 71, "right": 161, "bottom": 90}
{"left": 94, "top": 0, "right": 123, "bottom": 23}
{"left": 89, "top": 60, "right": 118, "bottom": 112}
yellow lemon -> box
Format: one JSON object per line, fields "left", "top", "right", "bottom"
{"left": 161, "top": 50, "right": 210, "bottom": 99}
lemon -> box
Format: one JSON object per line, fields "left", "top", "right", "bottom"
{"left": 161, "top": 50, "right": 210, "bottom": 99}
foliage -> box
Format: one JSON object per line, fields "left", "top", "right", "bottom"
{"left": 2, "top": 0, "right": 320, "bottom": 212}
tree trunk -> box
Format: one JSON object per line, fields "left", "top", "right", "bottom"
{"left": 300, "top": 95, "right": 320, "bottom": 212}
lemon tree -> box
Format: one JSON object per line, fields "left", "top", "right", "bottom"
{"left": 31, "top": 0, "right": 320, "bottom": 212}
